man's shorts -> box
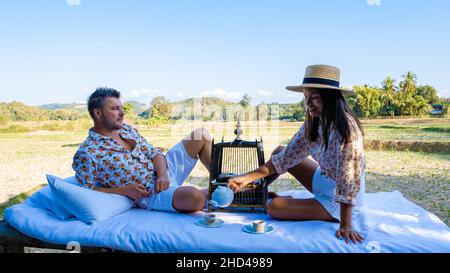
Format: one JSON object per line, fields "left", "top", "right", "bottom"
{"left": 140, "top": 141, "right": 198, "bottom": 212}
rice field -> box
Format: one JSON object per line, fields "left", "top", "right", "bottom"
{"left": 1, "top": 118, "right": 449, "bottom": 224}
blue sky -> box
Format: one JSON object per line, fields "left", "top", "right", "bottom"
{"left": 1, "top": 0, "right": 449, "bottom": 106}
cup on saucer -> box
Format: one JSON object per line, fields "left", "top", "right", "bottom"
{"left": 253, "top": 220, "right": 266, "bottom": 233}
{"left": 204, "top": 213, "right": 216, "bottom": 225}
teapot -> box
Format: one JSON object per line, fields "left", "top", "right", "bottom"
{"left": 209, "top": 186, "right": 234, "bottom": 208}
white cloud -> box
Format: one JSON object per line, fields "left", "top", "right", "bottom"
{"left": 438, "top": 89, "right": 449, "bottom": 98}
{"left": 367, "top": 0, "right": 381, "bottom": 6}
{"left": 66, "top": 0, "right": 81, "bottom": 6}
{"left": 121, "top": 88, "right": 307, "bottom": 105}
{"left": 199, "top": 89, "right": 242, "bottom": 101}
{"left": 256, "top": 89, "right": 273, "bottom": 96}
{"left": 124, "top": 89, "right": 161, "bottom": 105}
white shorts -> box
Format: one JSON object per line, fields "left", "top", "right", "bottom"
{"left": 312, "top": 167, "right": 365, "bottom": 221}
{"left": 139, "top": 141, "right": 198, "bottom": 212}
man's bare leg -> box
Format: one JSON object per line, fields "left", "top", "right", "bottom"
{"left": 172, "top": 186, "right": 206, "bottom": 213}
{"left": 182, "top": 128, "right": 212, "bottom": 173}
{"left": 179, "top": 128, "right": 212, "bottom": 210}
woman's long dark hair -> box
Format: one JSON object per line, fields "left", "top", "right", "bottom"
{"left": 306, "top": 89, "right": 363, "bottom": 150}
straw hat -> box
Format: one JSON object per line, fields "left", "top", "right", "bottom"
{"left": 286, "top": 64, "right": 354, "bottom": 95}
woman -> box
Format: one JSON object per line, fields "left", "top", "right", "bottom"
{"left": 228, "top": 64, "right": 366, "bottom": 244}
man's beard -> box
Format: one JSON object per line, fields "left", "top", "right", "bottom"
{"left": 103, "top": 118, "right": 123, "bottom": 130}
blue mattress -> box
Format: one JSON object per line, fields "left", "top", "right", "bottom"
{"left": 4, "top": 190, "right": 450, "bottom": 253}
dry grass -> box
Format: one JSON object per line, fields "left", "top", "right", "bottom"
{"left": 364, "top": 150, "right": 449, "bottom": 224}
{"left": 364, "top": 140, "right": 450, "bottom": 153}
{"left": 360, "top": 117, "right": 450, "bottom": 125}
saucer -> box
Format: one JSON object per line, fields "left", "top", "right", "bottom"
{"left": 242, "top": 224, "right": 273, "bottom": 234}
{"left": 195, "top": 218, "right": 224, "bottom": 228}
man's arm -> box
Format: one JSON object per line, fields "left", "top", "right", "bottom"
{"left": 153, "top": 153, "right": 168, "bottom": 178}
{"left": 152, "top": 153, "right": 170, "bottom": 193}
{"left": 93, "top": 186, "right": 124, "bottom": 195}
{"left": 93, "top": 184, "right": 150, "bottom": 202}
{"left": 131, "top": 125, "right": 169, "bottom": 193}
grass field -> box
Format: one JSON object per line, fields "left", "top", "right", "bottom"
{"left": 1, "top": 118, "right": 449, "bottom": 225}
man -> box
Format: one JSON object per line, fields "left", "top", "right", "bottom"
{"left": 72, "top": 87, "right": 212, "bottom": 213}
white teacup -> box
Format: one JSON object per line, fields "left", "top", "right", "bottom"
{"left": 253, "top": 220, "right": 266, "bottom": 233}
{"left": 204, "top": 214, "right": 216, "bottom": 225}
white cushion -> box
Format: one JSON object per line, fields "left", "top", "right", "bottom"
{"left": 46, "top": 174, "right": 135, "bottom": 224}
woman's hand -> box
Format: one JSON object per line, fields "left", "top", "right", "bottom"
{"left": 335, "top": 225, "right": 364, "bottom": 244}
{"left": 228, "top": 175, "right": 252, "bottom": 192}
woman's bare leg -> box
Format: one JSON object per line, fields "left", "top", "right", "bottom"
{"left": 286, "top": 157, "right": 318, "bottom": 192}
{"left": 267, "top": 197, "right": 336, "bottom": 221}
{"left": 268, "top": 145, "right": 317, "bottom": 196}
{"left": 265, "top": 146, "right": 284, "bottom": 187}
{"left": 267, "top": 155, "right": 335, "bottom": 221}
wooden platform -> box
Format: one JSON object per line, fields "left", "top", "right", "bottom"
{"left": 0, "top": 218, "right": 121, "bottom": 253}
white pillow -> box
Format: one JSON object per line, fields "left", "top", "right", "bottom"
{"left": 46, "top": 174, "right": 135, "bottom": 224}
{"left": 26, "top": 186, "right": 73, "bottom": 220}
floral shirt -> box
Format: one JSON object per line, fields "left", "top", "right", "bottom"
{"left": 72, "top": 123, "right": 163, "bottom": 189}
{"left": 271, "top": 116, "right": 366, "bottom": 205}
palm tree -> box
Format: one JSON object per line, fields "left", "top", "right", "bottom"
{"left": 239, "top": 94, "right": 252, "bottom": 108}
{"left": 381, "top": 77, "right": 396, "bottom": 105}
{"left": 239, "top": 94, "right": 252, "bottom": 121}
{"left": 399, "top": 71, "right": 417, "bottom": 96}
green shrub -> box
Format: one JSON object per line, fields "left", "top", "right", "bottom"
{"left": 0, "top": 124, "right": 31, "bottom": 133}
{"left": 422, "top": 127, "right": 450, "bottom": 133}
{"left": 41, "top": 122, "right": 65, "bottom": 131}
{"left": 147, "top": 116, "right": 170, "bottom": 126}
{"left": 39, "top": 119, "right": 91, "bottom": 131}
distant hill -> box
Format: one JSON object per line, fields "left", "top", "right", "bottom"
{"left": 0, "top": 101, "right": 88, "bottom": 122}
{"left": 39, "top": 101, "right": 148, "bottom": 115}
{"left": 39, "top": 103, "right": 87, "bottom": 112}
{"left": 35, "top": 97, "right": 238, "bottom": 113}
{"left": 168, "top": 97, "right": 240, "bottom": 120}
{"left": 124, "top": 100, "right": 148, "bottom": 115}
{"left": 174, "top": 96, "right": 236, "bottom": 107}
{"left": 0, "top": 97, "right": 304, "bottom": 123}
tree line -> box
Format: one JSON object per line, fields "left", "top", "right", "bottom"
{"left": 348, "top": 71, "right": 446, "bottom": 118}
{"left": 0, "top": 101, "right": 89, "bottom": 125}
{"left": 144, "top": 71, "right": 448, "bottom": 122}
{"left": 1, "top": 71, "right": 448, "bottom": 126}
